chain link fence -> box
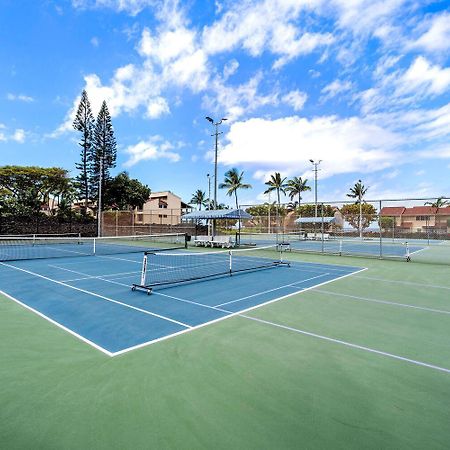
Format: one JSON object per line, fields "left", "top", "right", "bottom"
{"left": 187, "top": 197, "right": 449, "bottom": 265}
{"left": 101, "top": 210, "right": 196, "bottom": 237}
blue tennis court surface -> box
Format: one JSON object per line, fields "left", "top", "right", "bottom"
{"left": 0, "top": 250, "right": 364, "bottom": 356}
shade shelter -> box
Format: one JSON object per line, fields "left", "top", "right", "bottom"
{"left": 294, "top": 217, "right": 336, "bottom": 224}
{"left": 183, "top": 209, "right": 252, "bottom": 221}
{"left": 182, "top": 209, "right": 253, "bottom": 242}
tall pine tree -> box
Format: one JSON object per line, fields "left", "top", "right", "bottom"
{"left": 90, "top": 100, "right": 117, "bottom": 210}
{"left": 72, "top": 90, "right": 94, "bottom": 215}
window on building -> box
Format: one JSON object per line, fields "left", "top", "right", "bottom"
{"left": 415, "top": 216, "right": 430, "bottom": 221}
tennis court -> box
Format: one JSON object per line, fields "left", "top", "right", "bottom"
{"left": 239, "top": 232, "right": 426, "bottom": 258}
{"left": 1, "top": 233, "right": 450, "bottom": 448}
{"left": 0, "top": 235, "right": 363, "bottom": 355}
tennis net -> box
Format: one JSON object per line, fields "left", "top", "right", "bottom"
{"left": 0, "top": 233, "right": 187, "bottom": 262}
{"left": 132, "top": 245, "right": 290, "bottom": 293}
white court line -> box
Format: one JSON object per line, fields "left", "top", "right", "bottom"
{"left": 314, "top": 290, "right": 450, "bottom": 315}
{"left": 0, "top": 262, "right": 191, "bottom": 329}
{"left": 0, "top": 289, "right": 113, "bottom": 357}
{"left": 355, "top": 275, "right": 450, "bottom": 291}
{"left": 215, "top": 273, "right": 329, "bottom": 308}
{"left": 59, "top": 270, "right": 140, "bottom": 283}
{"left": 240, "top": 315, "right": 450, "bottom": 375}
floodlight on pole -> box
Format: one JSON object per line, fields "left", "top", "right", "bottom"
{"left": 205, "top": 116, "right": 228, "bottom": 236}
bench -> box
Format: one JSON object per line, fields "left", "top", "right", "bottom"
{"left": 210, "top": 235, "right": 234, "bottom": 248}
{"left": 193, "top": 236, "right": 211, "bottom": 247}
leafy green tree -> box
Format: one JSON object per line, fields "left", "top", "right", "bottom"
{"left": 219, "top": 168, "right": 252, "bottom": 209}
{"left": 297, "top": 204, "right": 334, "bottom": 217}
{"left": 190, "top": 190, "right": 206, "bottom": 210}
{"left": 90, "top": 101, "right": 117, "bottom": 207}
{"left": 286, "top": 176, "right": 311, "bottom": 208}
{"left": 347, "top": 179, "right": 368, "bottom": 238}
{"left": 341, "top": 203, "right": 377, "bottom": 231}
{"left": 103, "top": 172, "right": 151, "bottom": 210}
{"left": 72, "top": 90, "right": 95, "bottom": 215}
{"left": 0, "top": 166, "right": 71, "bottom": 215}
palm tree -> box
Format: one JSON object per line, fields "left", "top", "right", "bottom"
{"left": 425, "top": 197, "right": 450, "bottom": 211}
{"left": 219, "top": 168, "right": 252, "bottom": 209}
{"left": 286, "top": 176, "right": 311, "bottom": 211}
{"left": 425, "top": 197, "right": 450, "bottom": 231}
{"left": 347, "top": 179, "right": 368, "bottom": 239}
{"left": 264, "top": 172, "right": 287, "bottom": 232}
{"left": 219, "top": 168, "right": 252, "bottom": 241}
{"left": 190, "top": 189, "right": 206, "bottom": 211}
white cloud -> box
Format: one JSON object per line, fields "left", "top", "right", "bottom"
{"left": 320, "top": 79, "right": 353, "bottom": 100}
{"left": 7, "top": 93, "right": 34, "bottom": 102}
{"left": 12, "top": 129, "right": 26, "bottom": 143}
{"left": 281, "top": 90, "right": 307, "bottom": 111}
{"left": 71, "top": 0, "right": 155, "bottom": 16}
{"left": 202, "top": 0, "right": 332, "bottom": 67}
{"left": 410, "top": 12, "right": 450, "bottom": 53}
{"left": 0, "top": 126, "right": 26, "bottom": 143}
{"left": 91, "top": 36, "right": 100, "bottom": 47}
{"left": 332, "top": 0, "right": 407, "bottom": 36}
{"left": 123, "top": 136, "right": 181, "bottom": 167}
{"left": 202, "top": 73, "right": 279, "bottom": 120}
{"left": 219, "top": 115, "right": 402, "bottom": 179}
{"left": 395, "top": 56, "right": 450, "bottom": 97}
{"left": 223, "top": 59, "right": 239, "bottom": 80}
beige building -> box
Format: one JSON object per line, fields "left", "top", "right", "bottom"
{"left": 380, "top": 206, "right": 450, "bottom": 233}
{"left": 135, "top": 191, "right": 190, "bottom": 225}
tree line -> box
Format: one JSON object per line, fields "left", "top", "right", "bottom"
{"left": 0, "top": 90, "right": 150, "bottom": 218}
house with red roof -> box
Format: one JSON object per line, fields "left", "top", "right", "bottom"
{"left": 380, "top": 205, "right": 450, "bottom": 233}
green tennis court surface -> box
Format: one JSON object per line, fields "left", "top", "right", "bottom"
{"left": 1, "top": 241, "right": 450, "bottom": 448}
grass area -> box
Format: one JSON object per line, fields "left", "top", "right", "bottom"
{"left": 1, "top": 253, "right": 450, "bottom": 449}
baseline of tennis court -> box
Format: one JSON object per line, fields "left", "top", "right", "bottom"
{"left": 0, "top": 251, "right": 364, "bottom": 355}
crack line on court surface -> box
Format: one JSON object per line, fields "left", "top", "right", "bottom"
{"left": 240, "top": 315, "right": 450, "bottom": 375}
{"left": 355, "top": 275, "right": 450, "bottom": 291}
{"left": 313, "top": 290, "right": 450, "bottom": 315}
{"left": 0, "top": 262, "right": 191, "bottom": 329}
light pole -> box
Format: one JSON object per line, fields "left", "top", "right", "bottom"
{"left": 205, "top": 116, "right": 227, "bottom": 236}
{"left": 309, "top": 159, "right": 322, "bottom": 218}
{"left": 207, "top": 173, "right": 212, "bottom": 210}
{"left": 97, "top": 155, "right": 104, "bottom": 237}
{"left": 310, "top": 159, "right": 322, "bottom": 239}
{"left": 207, "top": 173, "right": 213, "bottom": 236}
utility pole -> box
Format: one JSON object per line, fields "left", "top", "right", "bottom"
{"left": 205, "top": 116, "right": 227, "bottom": 237}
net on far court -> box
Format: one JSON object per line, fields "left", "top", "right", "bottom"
{"left": 132, "top": 245, "right": 290, "bottom": 294}
{"left": 0, "top": 233, "right": 187, "bottom": 262}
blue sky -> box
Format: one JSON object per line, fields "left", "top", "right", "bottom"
{"left": 1, "top": 0, "right": 450, "bottom": 207}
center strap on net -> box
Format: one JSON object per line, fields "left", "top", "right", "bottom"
{"left": 132, "top": 245, "right": 290, "bottom": 293}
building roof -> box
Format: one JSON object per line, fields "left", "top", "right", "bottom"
{"left": 380, "top": 207, "right": 406, "bottom": 216}
{"left": 182, "top": 209, "right": 253, "bottom": 220}
{"left": 403, "top": 206, "right": 450, "bottom": 216}
{"left": 149, "top": 191, "right": 181, "bottom": 200}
